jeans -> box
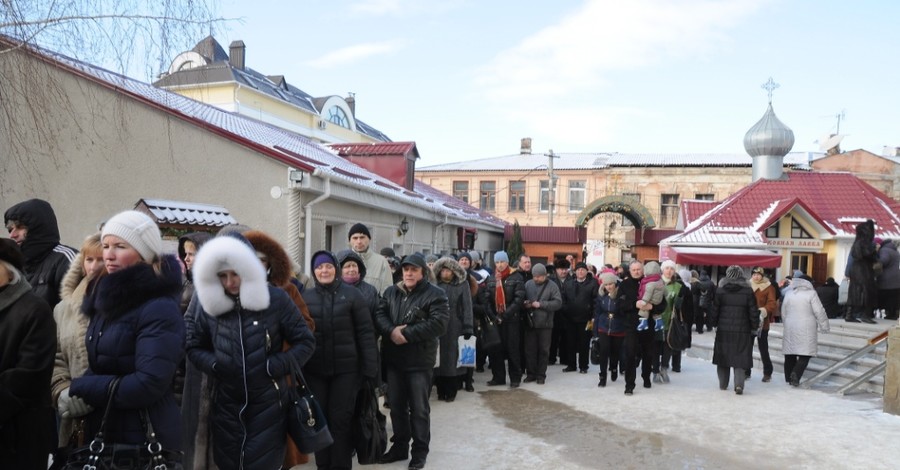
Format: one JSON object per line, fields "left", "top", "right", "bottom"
{"left": 386, "top": 367, "right": 433, "bottom": 460}
{"left": 595, "top": 334, "right": 624, "bottom": 376}
{"left": 524, "top": 328, "right": 552, "bottom": 379}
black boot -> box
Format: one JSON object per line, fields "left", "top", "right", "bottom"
{"left": 598, "top": 373, "right": 607, "bottom": 388}
{"left": 789, "top": 372, "right": 800, "bottom": 387}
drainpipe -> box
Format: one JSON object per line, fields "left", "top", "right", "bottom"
{"left": 433, "top": 214, "right": 449, "bottom": 253}
{"left": 303, "top": 172, "right": 331, "bottom": 272}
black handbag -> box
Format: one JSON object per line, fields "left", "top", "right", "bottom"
{"left": 480, "top": 312, "right": 501, "bottom": 350}
{"left": 589, "top": 337, "right": 602, "bottom": 365}
{"left": 286, "top": 356, "right": 334, "bottom": 454}
{"left": 65, "top": 378, "right": 183, "bottom": 470}
{"left": 352, "top": 384, "right": 387, "bottom": 464}
{"left": 666, "top": 308, "right": 692, "bottom": 351}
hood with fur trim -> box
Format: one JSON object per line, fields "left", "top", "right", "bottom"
{"left": 432, "top": 257, "right": 467, "bottom": 286}
{"left": 193, "top": 236, "right": 270, "bottom": 317}
{"left": 178, "top": 232, "right": 212, "bottom": 281}
{"left": 243, "top": 230, "right": 295, "bottom": 287}
{"left": 82, "top": 255, "right": 182, "bottom": 319}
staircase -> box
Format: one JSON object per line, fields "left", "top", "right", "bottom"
{"left": 685, "top": 318, "right": 894, "bottom": 395}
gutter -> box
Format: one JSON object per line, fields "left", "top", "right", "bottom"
{"left": 433, "top": 214, "right": 449, "bottom": 253}
{"left": 303, "top": 170, "right": 331, "bottom": 272}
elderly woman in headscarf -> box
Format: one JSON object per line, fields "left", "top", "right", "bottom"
{"left": 710, "top": 265, "right": 759, "bottom": 395}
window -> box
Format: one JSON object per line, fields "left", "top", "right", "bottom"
{"left": 568, "top": 180, "right": 586, "bottom": 212}
{"left": 694, "top": 193, "right": 715, "bottom": 201}
{"left": 621, "top": 193, "right": 641, "bottom": 226}
{"left": 791, "top": 218, "right": 812, "bottom": 239}
{"left": 327, "top": 106, "right": 349, "bottom": 128}
{"left": 791, "top": 253, "right": 811, "bottom": 274}
{"left": 453, "top": 181, "right": 469, "bottom": 203}
{"left": 659, "top": 193, "right": 679, "bottom": 228}
{"left": 508, "top": 181, "right": 525, "bottom": 212}
{"left": 765, "top": 221, "right": 779, "bottom": 238}
{"left": 539, "top": 180, "right": 556, "bottom": 212}
{"left": 479, "top": 181, "right": 496, "bottom": 211}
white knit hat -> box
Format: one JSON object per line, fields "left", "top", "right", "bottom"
{"left": 660, "top": 260, "right": 677, "bottom": 271}
{"left": 101, "top": 210, "right": 162, "bottom": 262}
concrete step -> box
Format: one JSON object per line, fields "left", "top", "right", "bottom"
{"left": 684, "top": 318, "right": 895, "bottom": 395}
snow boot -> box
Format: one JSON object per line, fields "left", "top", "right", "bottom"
{"left": 637, "top": 318, "right": 649, "bottom": 331}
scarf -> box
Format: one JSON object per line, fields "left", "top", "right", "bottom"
{"left": 495, "top": 267, "right": 512, "bottom": 313}
{"left": 639, "top": 273, "right": 661, "bottom": 300}
{"left": 750, "top": 276, "right": 771, "bottom": 292}
{"left": 342, "top": 273, "right": 361, "bottom": 285}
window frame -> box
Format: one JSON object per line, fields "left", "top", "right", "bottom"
{"left": 508, "top": 180, "right": 526, "bottom": 212}
{"left": 479, "top": 181, "right": 496, "bottom": 212}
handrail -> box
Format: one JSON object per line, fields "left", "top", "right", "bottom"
{"left": 800, "top": 329, "right": 889, "bottom": 390}
{"left": 837, "top": 361, "right": 886, "bottom": 396}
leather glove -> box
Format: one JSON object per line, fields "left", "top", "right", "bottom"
{"left": 463, "top": 334, "right": 472, "bottom": 340}
{"left": 60, "top": 388, "right": 94, "bottom": 418}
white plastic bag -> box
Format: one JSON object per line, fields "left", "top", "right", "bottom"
{"left": 457, "top": 336, "right": 477, "bottom": 368}
{"left": 838, "top": 279, "right": 849, "bottom": 305}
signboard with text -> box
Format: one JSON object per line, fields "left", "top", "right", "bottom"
{"left": 766, "top": 238, "right": 823, "bottom": 250}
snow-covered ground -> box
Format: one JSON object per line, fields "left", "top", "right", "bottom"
{"left": 365, "top": 340, "right": 900, "bottom": 470}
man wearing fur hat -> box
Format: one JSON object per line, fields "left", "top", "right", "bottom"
{"left": 4, "top": 198, "right": 76, "bottom": 309}
{"left": 376, "top": 253, "right": 449, "bottom": 470}
{"left": 349, "top": 223, "right": 394, "bottom": 295}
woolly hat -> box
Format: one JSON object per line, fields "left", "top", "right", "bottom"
{"left": 380, "top": 247, "right": 396, "bottom": 258}
{"left": 494, "top": 251, "right": 509, "bottom": 263}
{"left": 469, "top": 251, "right": 482, "bottom": 262}
{"left": 424, "top": 254, "right": 439, "bottom": 264}
{"left": 0, "top": 238, "right": 24, "bottom": 272}
{"left": 726, "top": 265, "right": 745, "bottom": 279}
{"left": 312, "top": 251, "right": 336, "bottom": 271}
{"left": 660, "top": 260, "right": 677, "bottom": 272}
{"left": 101, "top": 210, "right": 162, "bottom": 262}
{"left": 575, "top": 262, "right": 588, "bottom": 271}
{"left": 348, "top": 223, "right": 371, "bottom": 240}
{"left": 457, "top": 251, "right": 472, "bottom": 263}
{"left": 599, "top": 272, "right": 618, "bottom": 285}
{"left": 532, "top": 263, "right": 547, "bottom": 277}
{"left": 874, "top": 237, "right": 884, "bottom": 246}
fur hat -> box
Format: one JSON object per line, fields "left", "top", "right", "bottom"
{"left": 424, "top": 254, "right": 439, "bottom": 264}
{"left": 726, "top": 265, "right": 745, "bottom": 279}
{"left": 599, "top": 272, "right": 618, "bottom": 285}
{"left": 493, "top": 251, "right": 509, "bottom": 263}
{"left": 554, "top": 259, "right": 570, "bottom": 270}
{"left": 660, "top": 260, "right": 677, "bottom": 272}
{"left": 532, "top": 263, "right": 547, "bottom": 277}
{"left": 0, "top": 238, "right": 24, "bottom": 272}
{"left": 101, "top": 210, "right": 162, "bottom": 262}
{"left": 348, "top": 223, "right": 371, "bottom": 240}
{"left": 193, "top": 236, "right": 270, "bottom": 316}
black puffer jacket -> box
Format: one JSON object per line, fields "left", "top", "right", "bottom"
{"left": 304, "top": 251, "right": 377, "bottom": 378}
{"left": 487, "top": 268, "right": 526, "bottom": 322}
{"left": 337, "top": 249, "right": 382, "bottom": 327}
{"left": 3, "top": 199, "right": 76, "bottom": 309}
{"left": 187, "top": 237, "right": 315, "bottom": 470}
{"left": 375, "top": 278, "right": 449, "bottom": 371}
{"left": 618, "top": 276, "right": 666, "bottom": 330}
{"left": 562, "top": 275, "right": 599, "bottom": 323}
{"left": 710, "top": 278, "right": 759, "bottom": 334}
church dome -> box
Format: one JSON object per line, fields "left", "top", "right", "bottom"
{"left": 743, "top": 103, "right": 795, "bottom": 157}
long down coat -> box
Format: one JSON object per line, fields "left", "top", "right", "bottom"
{"left": 433, "top": 258, "right": 475, "bottom": 376}
{"left": 710, "top": 277, "right": 759, "bottom": 370}
{"left": 781, "top": 278, "right": 830, "bottom": 356}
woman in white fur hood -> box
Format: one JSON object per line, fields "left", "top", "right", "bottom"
{"left": 186, "top": 235, "right": 315, "bottom": 470}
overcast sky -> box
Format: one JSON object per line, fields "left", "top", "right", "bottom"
{"left": 214, "top": 0, "right": 898, "bottom": 166}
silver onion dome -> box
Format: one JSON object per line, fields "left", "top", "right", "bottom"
{"left": 743, "top": 102, "right": 795, "bottom": 158}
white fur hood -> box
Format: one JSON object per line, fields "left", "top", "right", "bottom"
{"left": 193, "top": 236, "right": 270, "bottom": 316}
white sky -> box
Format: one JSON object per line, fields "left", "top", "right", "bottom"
{"left": 210, "top": 0, "right": 897, "bottom": 166}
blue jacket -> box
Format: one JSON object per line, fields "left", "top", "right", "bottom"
{"left": 71, "top": 255, "right": 184, "bottom": 451}
{"left": 594, "top": 292, "right": 626, "bottom": 336}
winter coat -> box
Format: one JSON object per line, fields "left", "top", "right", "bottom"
{"left": 245, "top": 230, "right": 315, "bottom": 331}
{"left": 710, "top": 277, "right": 759, "bottom": 369}
{"left": 355, "top": 249, "right": 394, "bottom": 295}
{"left": 51, "top": 252, "right": 94, "bottom": 446}
{"left": 0, "top": 279, "right": 56, "bottom": 468}
{"left": 877, "top": 241, "right": 900, "bottom": 290}
{"left": 304, "top": 251, "right": 377, "bottom": 378}
{"left": 562, "top": 276, "right": 599, "bottom": 323}
{"left": 70, "top": 255, "right": 185, "bottom": 451}
{"left": 178, "top": 231, "right": 212, "bottom": 312}
{"left": 523, "top": 277, "right": 562, "bottom": 330}
{"left": 848, "top": 220, "right": 878, "bottom": 309}
{"left": 618, "top": 276, "right": 666, "bottom": 330}
{"left": 375, "top": 278, "right": 449, "bottom": 372}
{"left": 750, "top": 278, "right": 778, "bottom": 331}
{"left": 781, "top": 278, "right": 830, "bottom": 356}
{"left": 433, "top": 258, "right": 476, "bottom": 376}
{"left": 815, "top": 280, "right": 842, "bottom": 318}
{"left": 488, "top": 267, "right": 526, "bottom": 322}
{"left": 3, "top": 198, "right": 76, "bottom": 309}
{"left": 662, "top": 277, "right": 693, "bottom": 329}
{"left": 337, "top": 249, "right": 382, "bottom": 327}
{"left": 594, "top": 290, "right": 626, "bottom": 337}
{"left": 694, "top": 273, "right": 716, "bottom": 310}
{"left": 187, "top": 236, "right": 315, "bottom": 470}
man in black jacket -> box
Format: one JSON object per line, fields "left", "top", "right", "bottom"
{"left": 376, "top": 253, "right": 449, "bottom": 470}
{"left": 620, "top": 261, "right": 665, "bottom": 395}
{"left": 486, "top": 251, "right": 526, "bottom": 388}
{"left": 561, "top": 262, "right": 598, "bottom": 373}
{"left": 4, "top": 199, "right": 76, "bottom": 309}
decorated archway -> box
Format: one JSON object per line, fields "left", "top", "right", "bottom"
{"left": 575, "top": 195, "right": 656, "bottom": 228}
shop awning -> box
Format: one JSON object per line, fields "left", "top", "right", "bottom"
{"left": 661, "top": 246, "right": 782, "bottom": 268}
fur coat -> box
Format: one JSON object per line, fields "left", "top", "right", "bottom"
{"left": 433, "top": 258, "right": 475, "bottom": 376}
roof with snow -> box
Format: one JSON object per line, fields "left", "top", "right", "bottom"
{"left": 331, "top": 142, "right": 419, "bottom": 158}
{"left": 665, "top": 172, "right": 900, "bottom": 246}
{"left": 3, "top": 37, "right": 503, "bottom": 230}
{"left": 137, "top": 198, "right": 237, "bottom": 227}
{"left": 418, "top": 152, "right": 819, "bottom": 172}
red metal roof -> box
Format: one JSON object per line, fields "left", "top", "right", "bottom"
{"left": 331, "top": 142, "right": 418, "bottom": 157}
{"left": 670, "top": 172, "right": 900, "bottom": 245}
{"left": 503, "top": 225, "right": 587, "bottom": 244}
{"left": 680, "top": 200, "right": 718, "bottom": 227}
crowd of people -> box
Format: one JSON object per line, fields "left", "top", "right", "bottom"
{"left": 0, "top": 198, "right": 892, "bottom": 469}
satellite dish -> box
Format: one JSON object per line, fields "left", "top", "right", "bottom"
{"left": 818, "top": 134, "right": 844, "bottom": 152}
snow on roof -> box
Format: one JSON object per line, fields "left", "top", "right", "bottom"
{"left": 10, "top": 38, "right": 502, "bottom": 230}
{"left": 138, "top": 198, "right": 237, "bottom": 227}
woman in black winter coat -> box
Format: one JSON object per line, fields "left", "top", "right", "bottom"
{"left": 304, "top": 250, "right": 378, "bottom": 470}
{"left": 0, "top": 239, "right": 56, "bottom": 469}
{"left": 710, "top": 265, "right": 759, "bottom": 395}
{"left": 846, "top": 219, "right": 878, "bottom": 323}
{"left": 70, "top": 211, "right": 186, "bottom": 455}
{"left": 187, "top": 236, "right": 315, "bottom": 470}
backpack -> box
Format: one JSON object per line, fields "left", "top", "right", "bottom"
{"left": 699, "top": 288, "right": 711, "bottom": 309}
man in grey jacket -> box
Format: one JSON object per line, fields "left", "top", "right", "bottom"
{"left": 522, "top": 263, "right": 563, "bottom": 385}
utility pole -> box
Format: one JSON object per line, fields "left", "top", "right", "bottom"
{"left": 547, "top": 149, "right": 558, "bottom": 226}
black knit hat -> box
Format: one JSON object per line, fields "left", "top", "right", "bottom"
{"left": 348, "top": 223, "right": 371, "bottom": 240}
{"left": 0, "top": 238, "right": 24, "bottom": 272}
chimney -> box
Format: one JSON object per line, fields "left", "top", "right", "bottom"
{"left": 229, "top": 40, "right": 245, "bottom": 70}
{"left": 346, "top": 92, "right": 356, "bottom": 117}
{"left": 520, "top": 137, "right": 532, "bottom": 155}
{"left": 884, "top": 146, "right": 900, "bottom": 157}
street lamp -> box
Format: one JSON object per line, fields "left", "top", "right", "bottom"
{"left": 399, "top": 217, "right": 410, "bottom": 236}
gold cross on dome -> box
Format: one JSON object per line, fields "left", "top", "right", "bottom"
{"left": 761, "top": 77, "right": 780, "bottom": 103}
